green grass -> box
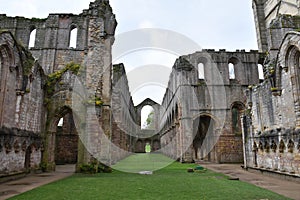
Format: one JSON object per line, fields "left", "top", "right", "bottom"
{"left": 10, "top": 154, "right": 291, "bottom": 200}
{"left": 112, "top": 153, "right": 175, "bottom": 173}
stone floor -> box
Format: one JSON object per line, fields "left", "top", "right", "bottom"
{"left": 0, "top": 163, "right": 300, "bottom": 200}
{"left": 0, "top": 165, "right": 75, "bottom": 200}
{"left": 199, "top": 162, "right": 300, "bottom": 200}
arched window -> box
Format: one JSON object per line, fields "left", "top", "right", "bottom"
{"left": 57, "top": 118, "right": 63, "bottom": 127}
{"left": 258, "top": 64, "right": 264, "bottom": 80}
{"left": 69, "top": 27, "right": 78, "bottom": 48}
{"left": 198, "top": 63, "right": 205, "bottom": 79}
{"left": 228, "top": 63, "right": 235, "bottom": 79}
{"left": 141, "top": 105, "right": 154, "bottom": 129}
{"left": 29, "top": 28, "right": 36, "bottom": 48}
{"left": 231, "top": 103, "right": 244, "bottom": 135}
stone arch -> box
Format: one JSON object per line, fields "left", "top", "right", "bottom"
{"left": 24, "top": 145, "right": 32, "bottom": 170}
{"left": 24, "top": 142, "right": 39, "bottom": 171}
{"left": 196, "top": 57, "right": 208, "bottom": 80}
{"left": 264, "top": 141, "right": 270, "bottom": 153}
{"left": 29, "top": 26, "right": 37, "bottom": 48}
{"left": 192, "top": 112, "right": 221, "bottom": 129}
{"left": 271, "top": 140, "right": 277, "bottom": 152}
{"left": 228, "top": 57, "right": 240, "bottom": 80}
{"left": 279, "top": 139, "right": 286, "bottom": 153}
{"left": 135, "top": 139, "right": 144, "bottom": 153}
{"left": 230, "top": 102, "right": 245, "bottom": 135}
{"left": 259, "top": 141, "right": 264, "bottom": 152}
{"left": 192, "top": 114, "right": 218, "bottom": 162}
{"left": 253, "top": 141, "right": 258, "bottom": 167}
{"left": 135, "top": 98, "right": 160, "bottom": 130}
{"left": 0, "top": 41, "right": 17, "bottom": 126}
{"left": 288, "top": 139, "right": 295, "bottom": 153}
{"left": 44, "top": 105, "right": 79, "bottom": 170}
{"left": 69, "top": 24, "right": 78, "bottom": 48}
{"left": 277, "top": 33, "right": 300, "bottom": 126}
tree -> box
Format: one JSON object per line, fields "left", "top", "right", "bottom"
{"left": 143, "top": 110, "right": 154, "bottom": 129}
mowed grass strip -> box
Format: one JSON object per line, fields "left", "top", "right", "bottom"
{"left": 10, "top": 154, "right": 291, "bottom": 200}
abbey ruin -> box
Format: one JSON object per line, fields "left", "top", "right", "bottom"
{"left": 0, "top": 0, "right": 300, "bottom": 180}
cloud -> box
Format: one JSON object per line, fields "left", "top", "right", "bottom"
{"left": 138, "top": 20, "right": 155, "bottom": 29}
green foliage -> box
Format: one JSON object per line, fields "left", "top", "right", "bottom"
{"left": 79, "top": 161, "right": 112, "bottom": 174}
{"left": 79, "top": 163, "right": 98, "bottom": 174}
{"left": 145, "top": 110, "right": 154, "bottom": 129}
{"left": 84, "top": 96, "right": 103, "bottom": 106}
{"left": 39, "top": 162, "right": 48, "bottom": 172}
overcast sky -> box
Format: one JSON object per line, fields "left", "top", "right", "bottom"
{"left": 0, "top": 0, "right": 259, "bottom": 114}
{"left": 0, "top": 0, "right": 258, "bottom": 50}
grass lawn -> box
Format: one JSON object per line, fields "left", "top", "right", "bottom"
{"left": 10, "top": 154, "right": 291, "bottom": 200}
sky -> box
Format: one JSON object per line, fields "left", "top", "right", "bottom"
{"left": 0, "top": 0, "right": 259, "bottom": 123}
{"left": 0, "top": 0, "right": 258, "bottom": 50}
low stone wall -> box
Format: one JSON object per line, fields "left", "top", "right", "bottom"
{"left": 245, "top": 128, "right": 300, "bottom": 176}
{"left": 0, "top": 127, "right": 42, "bottom": 174}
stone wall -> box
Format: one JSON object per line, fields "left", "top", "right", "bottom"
{"left": 159, "top": 50, "right": 262, "bottom": 163}
{"left": 244, "top": 31, "right": 300, "bottom": 176}
{"left": 0, "top": 31, "right": 44, "bottom": 174}
{"left": 252, "top": 0, "right": 300, "bottom": 52}
{"left": 0, "top": 0, "right": 121, "bottom": 172}
{"left": 111, "top": 63, "right": 137, "bottom": 161}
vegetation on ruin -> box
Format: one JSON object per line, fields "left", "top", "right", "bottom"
{"left": 79, "top": 160, "right": 112, "bottom": 174}
{"left": 83, "top": 96, "right": 103, "bottom": 106}
{"left": 22, "top": 50, "right": 35, "bottom": 76}
{"left": 45, "top": 62, "right": 81, "bottom": 96}
{"left": 10, "top": 154, "right": 290, "bottom": 200}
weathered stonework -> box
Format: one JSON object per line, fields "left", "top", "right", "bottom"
{"left": 0, "top": 0, "right": 119, "bottom": 174}
{"left": 0, "top": 0, "right": 299, "bottom": 180}
{"left": 243, "top": 0, "right": 300, "bottom": 177}
{"left": 0, "top": 31, "right": 44, "bottom": 175}
{"left": 159, "top": 50, "right": 262, "bottom": 163}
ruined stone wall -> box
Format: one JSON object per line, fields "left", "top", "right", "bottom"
{"left": 0, "top": 128, "right": 42, "bottom": 174}
{"left": 111, "top": 63, "right": 137, "bottom": 160}
{"left": 0, "top": 14, "right": 86, "bottom": 75}
{"left": 0, "top": 0, "right": 120, "bottom": 172}
{"left": 253, "top": 0, "right": 300, "bottom": 52}
{"left": 0, "top": 32, "right": 44, "bottom": 174}
{"left": 244, "top": 31, "right": 300, "bottom": 176}
{"left": 160, "top": 50, "right": 262, "bottom": 163}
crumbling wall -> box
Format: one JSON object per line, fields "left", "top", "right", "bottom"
{"left": 160, "top": 50, "right": 262, "bottom": 163}
{"left": 0, "top": 31, "right": 44, "bottom": 174}
{"left": 111, "top": 63, "right": 137, "bottom": 161}
{"left": 244, "top": 31, "right": 300, "bottom": 176}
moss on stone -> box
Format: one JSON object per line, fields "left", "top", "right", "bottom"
{"left": 23, "top": 52, "right": 35, "bottom": 76}
{"left": 45, "top": 62, "right": 82, "bottom": 98}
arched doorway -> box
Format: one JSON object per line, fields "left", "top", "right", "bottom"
{"left": 45, "top": 106, "right": 79, "bottom": 170}
{"left": 135, "top": 139, "right": 144, "bottom": 153}
{"left": 193, "top": 115, "right": 217, "bottom": 162}
{"left": 55, "top": 112, "right": 78, "bottom": 165}
{"left": 24, "top": 145, "right": 32, "bottom": 170}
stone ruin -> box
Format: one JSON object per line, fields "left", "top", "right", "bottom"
{"left": 0, "top": 0, "right": 299, "bottom": 180}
